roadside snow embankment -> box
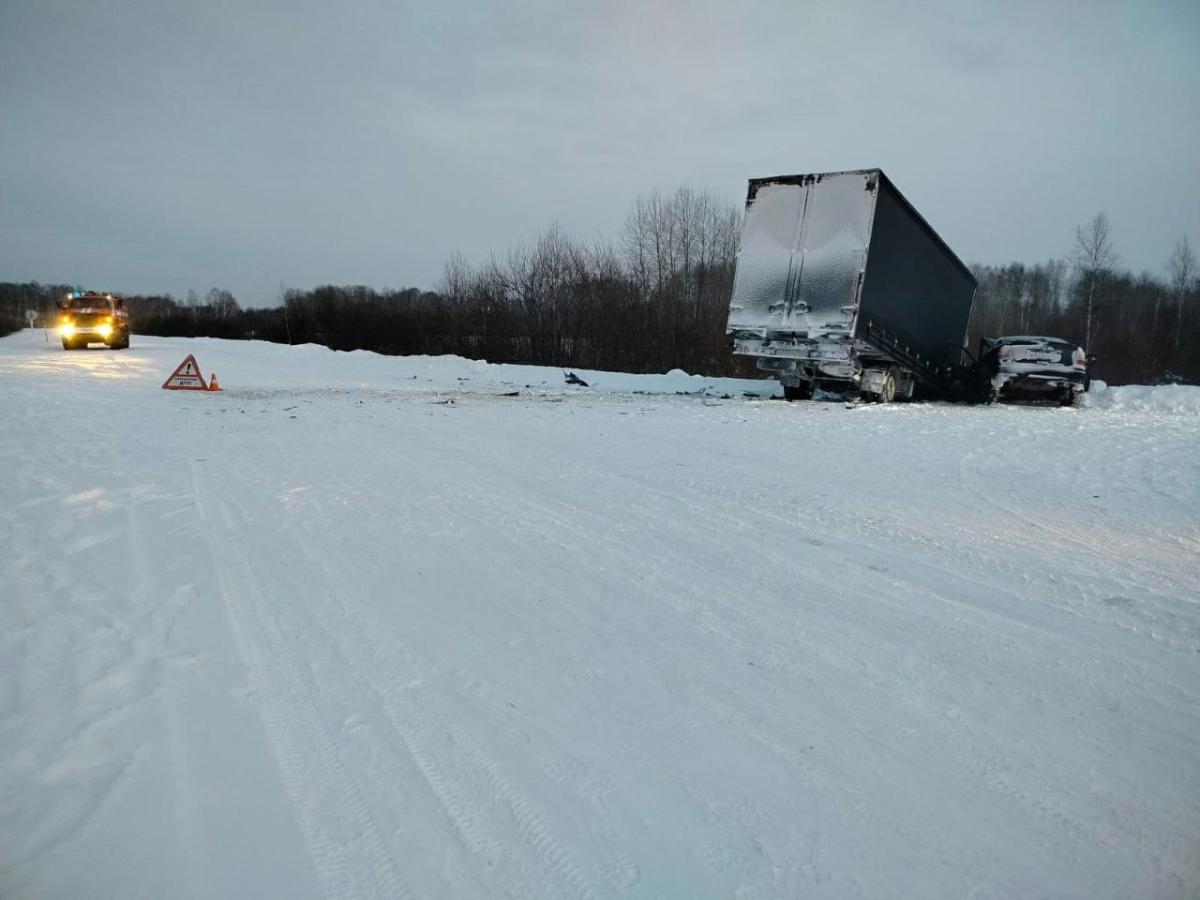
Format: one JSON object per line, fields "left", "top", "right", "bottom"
{"left": 1083, "top": 381, "right": 1200, "bottom": 414}
{"left": 166, "top": 338, "right": 782, "bottom": 398}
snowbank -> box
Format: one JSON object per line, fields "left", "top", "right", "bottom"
{"left": 397, "top": 353, "right": 783, "bottom": 397}
{"left": 154, "top": 336, "right": 783, "bottom": 398}
{"left": 1082, "top": 381, "right": 1200, "bottom": 414}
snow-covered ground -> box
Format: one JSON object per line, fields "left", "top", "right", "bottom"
{"left": 2, "top": 329, "right": 1198, "bottom": 900}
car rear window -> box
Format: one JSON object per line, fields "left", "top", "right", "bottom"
{"left": 995, "top": 338, "right": 1075, "bottom": 353}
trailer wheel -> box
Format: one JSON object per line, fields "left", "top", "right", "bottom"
{"left": 879, "top": 370, "right": 897, "bottom": 403}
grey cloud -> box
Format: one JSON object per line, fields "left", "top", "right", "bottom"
{"left": 1, "top": 0, "right": 1196, "bottom": 303}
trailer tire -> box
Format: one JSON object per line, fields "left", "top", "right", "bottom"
{"left": 860, "top": 368, "right": 898, "bottom": 403}
{"left": 879, "top": 370, "right": 897, "bottom": 403}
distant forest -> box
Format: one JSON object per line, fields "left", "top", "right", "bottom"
{"left": 1, "top": 189, "right": 1196, "bottom": 385}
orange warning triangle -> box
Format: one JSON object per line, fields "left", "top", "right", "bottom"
{"left": 162, "top": 354, "right": 210, "bottom": 391}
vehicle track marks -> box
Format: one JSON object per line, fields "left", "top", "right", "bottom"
{"left": 192, "top": 463, "right": 411, "bottom": 900}
{"left": 283, "top": 513, "right": 604, "bottom": 900}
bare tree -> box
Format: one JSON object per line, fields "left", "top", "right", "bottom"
{"left": 205, "top": 288, "right": 239, "bottom": 320}
{"left": 622, "top": 185, "right": 740, "bottom": 367}
{"left": 278, "top": 283, "right": 294, "bottom": 344}
{"left": 1072, "top": 212, "right": 1116, "bottom": 348}
{"left": 1166, "top": 236, "right": 1195, "bottom": 350}
{"left": 438, "top": 252, "right": 471, "bottom": 302}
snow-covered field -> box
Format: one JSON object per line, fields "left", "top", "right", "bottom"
{"left": 2, "top": 329, "right": 1198, "bottom": 900}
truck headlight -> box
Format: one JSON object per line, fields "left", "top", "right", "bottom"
{"left": 98, "top": 323, "right": 113, "bottom": 338}
{"left": 60, "top": 322, "right": 75, "bottom": 336}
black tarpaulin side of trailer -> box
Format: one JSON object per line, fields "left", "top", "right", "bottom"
{"left": 858, "top": 175, "right": 977, "bottom": 369}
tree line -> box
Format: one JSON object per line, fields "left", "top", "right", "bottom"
{"left": 968, "top": 220, "right": 1196, "bottom": 384}
{"left": 1, "top": 194, "right": 1195, "bottom": 385}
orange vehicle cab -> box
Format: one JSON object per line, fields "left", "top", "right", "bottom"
{"left": 57, "top": 291, "right": 130, "bottom": 350}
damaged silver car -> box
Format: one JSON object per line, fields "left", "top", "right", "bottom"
{"left": 979, "top": 336, "right": 1091, "bottom": 406}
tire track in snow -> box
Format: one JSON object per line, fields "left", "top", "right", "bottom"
{"left": 266, "top": 505, "right": 604, "bottom": 900}
{"left": 476, "top": 449, "right": 1199, "bottom": 796}
{"left": 191, "top": 463, "right": 411, "bottom": 900}
{"left": 204, "top": 390, "right": 1199, "bottom": 898}
{"left": 406, "top": 410, "right": 1196, "bottom": 876}
{"left": 956, "top": 440, "right": 1199, "bottom": 593}
{"left": 126, "top": 498, "right": 209, "bottom": 899}
{"left": 493, "top": 423, "right": 1198, "bottom": 677}
{"left": 436, "top": 463, "right": 1034, "bottom": 888}
{"left": 956, "top": 442, "right": 1200, "bottom": 654}
{"left": 333, "top": 420, "right": 894, "bottom": 882}
{"left": 217, "top": 444, "right": 604, "bottom": 900}
{"left": 1, "top": 480, "right": 159, "bottom": 875}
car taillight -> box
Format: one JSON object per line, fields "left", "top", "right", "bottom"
{"left": 1072, "top": 348, "right": 1087, "bottom": 368}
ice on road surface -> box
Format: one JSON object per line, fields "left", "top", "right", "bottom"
{"left": 2, "top": 331, "right": 1198, "bottom": 899}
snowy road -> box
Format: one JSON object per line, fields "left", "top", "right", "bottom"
{"left": 2, "top": 331, "right": 1198, "bottom": 899}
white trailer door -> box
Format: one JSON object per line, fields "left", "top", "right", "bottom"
{"left": 728, "top": 172, "right": 877, "bottom": 336}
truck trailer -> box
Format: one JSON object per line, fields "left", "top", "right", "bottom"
{"left": 726, "top": 169, "right": 977, "bottom": 401}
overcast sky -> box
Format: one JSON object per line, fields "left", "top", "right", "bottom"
{"left": 2, "top": 0, "right": 1197, "bottom": 305}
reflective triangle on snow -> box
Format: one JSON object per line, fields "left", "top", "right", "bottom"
{"left": 162, "top": 354, "right": 210, "bottom": 391}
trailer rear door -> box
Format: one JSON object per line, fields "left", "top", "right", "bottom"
{"left": 729, "top": 172, "right": 878, "bottom": 336}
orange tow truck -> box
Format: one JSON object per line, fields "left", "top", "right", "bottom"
{"left": 57, "top": 291, "right": 130, "bottom": 350}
